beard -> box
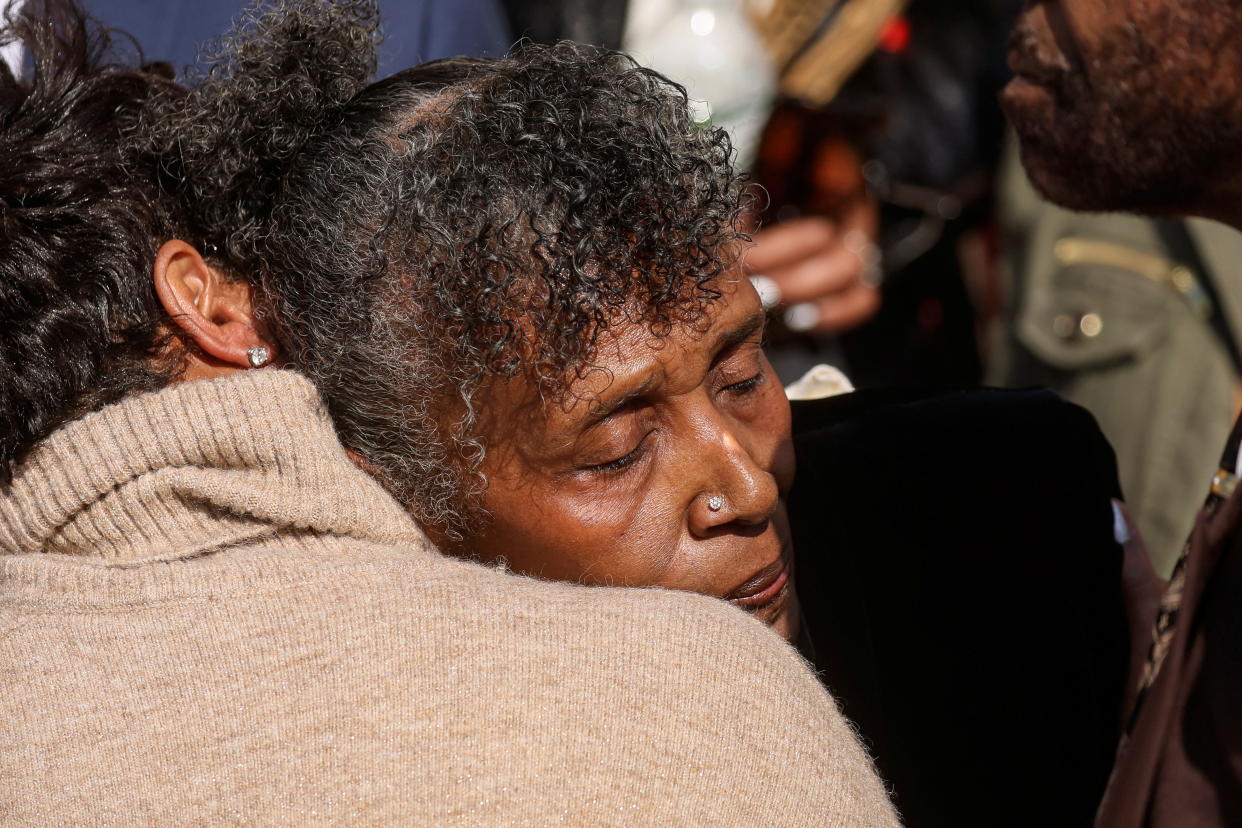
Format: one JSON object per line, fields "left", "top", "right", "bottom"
{"left": 1003, "top": 14, "right": 1242, "bottom": 218}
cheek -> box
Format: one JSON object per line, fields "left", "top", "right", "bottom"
{"left": 1058, "top": 0, "right": 1130, "bottom": 53}
{"left": 476, "top": 473, "right": 685, "bottom": 586}
{"left": 767, "top": 390, "right": 796, "bottom": 494}
{"left": 737, "top": 372, "right": 795, "bottom": 493}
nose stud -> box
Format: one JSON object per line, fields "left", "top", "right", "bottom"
{"left": 707, "top": 495, "right": 725, "bottom": 512}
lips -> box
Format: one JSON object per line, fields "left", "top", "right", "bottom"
{"left": 1008, "top": 50, "right": 1062, "bottom": 89}
{"left": 726, "top": 555, "right": 792, "bottom": 611}
{"left": 1006, "top": 24, "right": 1069, "bottom": 89}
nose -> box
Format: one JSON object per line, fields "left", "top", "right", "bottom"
{"left": 688, "top": 425, "right": 780, "bottom": 537}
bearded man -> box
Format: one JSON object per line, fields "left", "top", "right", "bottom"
{"left": 1003, "top": 3, "right": 1242, "bottom": 826}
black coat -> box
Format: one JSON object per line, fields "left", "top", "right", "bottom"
{"left": 790, "top": 388, "right": 1128, "bottom": 827}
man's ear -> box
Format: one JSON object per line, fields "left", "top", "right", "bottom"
{"left": 153, "top": 240, "right": 273, "bottom": 369}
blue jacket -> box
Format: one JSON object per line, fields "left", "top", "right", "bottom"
{"left": 83, "top": 0, "right": 511, "bottom": 78}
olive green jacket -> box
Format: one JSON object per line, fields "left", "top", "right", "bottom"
{"left": 991, "top": 152, "right": 1242, "bottom": 576}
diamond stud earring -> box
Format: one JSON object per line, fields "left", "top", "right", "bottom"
{"left": 707, "top": 495, "right": 725, "bottom": 512}
{"left": 247, "top": 346, "right": 270, "bottom": 368}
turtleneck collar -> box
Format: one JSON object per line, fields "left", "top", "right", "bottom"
{"left": 0, "top": 370, "right": 427, "bottom": 565}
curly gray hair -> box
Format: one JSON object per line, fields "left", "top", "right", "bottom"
{"left": 141, "top": 0, "right": 752, "bottom": 538}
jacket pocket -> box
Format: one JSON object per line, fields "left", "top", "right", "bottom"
{"left": 1015, "top": 237, "right": 1204, "bottom": 371}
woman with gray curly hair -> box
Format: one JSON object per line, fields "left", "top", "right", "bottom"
{"left": 143, "top": 0, "right": 808, "bottom": 636}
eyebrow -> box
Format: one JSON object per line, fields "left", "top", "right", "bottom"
{"left": 713, "top": 310, "right": 767, "bottom": 363}
{"left": 581, "top": 374, "right": 659, "bottom": 431}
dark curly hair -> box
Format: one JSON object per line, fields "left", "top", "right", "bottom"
{"left": 144, "top": 0, "right": 751, "bottom": 537}
{"left": 0, "top": 0, "right": 183, "bottom": 483}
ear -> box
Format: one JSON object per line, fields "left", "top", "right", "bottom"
{"left": 153, "top": 240, "right": 274, "bottom": 369}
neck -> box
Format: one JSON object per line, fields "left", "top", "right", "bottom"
{"left": 0, "top": 370, "right": 428, "bottom": 562}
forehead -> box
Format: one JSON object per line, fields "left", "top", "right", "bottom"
{"left": 581, "top": 271, "right": 745, "bottom": 357}
{"left": 567, "top": 276, "right": 755, "bottom": 395}
{"left": 482, "top": 275, "right": 758, "bottom": 427}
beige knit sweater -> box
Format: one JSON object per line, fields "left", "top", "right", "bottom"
{"left": 0, "top": 370, "right": 897, "bottom": 826}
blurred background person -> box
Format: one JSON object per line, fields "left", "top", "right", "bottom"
{"left": 989, "top": 144, "right": 1242, "bottom": 578}
{"left": 747, "top": 0, "right": 1020, "bottom": 387}
{"left": 997, "top": 0, "right": 1242, "bottom": 822}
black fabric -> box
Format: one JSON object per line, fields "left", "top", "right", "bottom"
{"left": 499, "top": 0, "right": 628, "bottom": 50}
{"left": 789, "top": 388, "right": 1128, "bottom": 827}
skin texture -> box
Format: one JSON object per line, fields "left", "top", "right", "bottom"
{"left": 456, "top": 277, "right": 802, "bottom": 641}
{"left": 136, "top": 14, "right": 789, "bottom": 641}
{"left": 1001, "top": 0, "right": 1242, "bottom": 223}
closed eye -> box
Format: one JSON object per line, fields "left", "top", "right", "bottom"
{"left": 584, "top": 432, "right": 651, "bottom": 474}
{"left": 723, "top": 372, "right": 764, "bottom": 395}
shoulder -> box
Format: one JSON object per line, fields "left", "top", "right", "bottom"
{"left": 0, "top": 539, "right": 897, "bottom": 823}
{"left": 790, "top": 387, "right": 1120, "bottom": 546}
{"left": 360, "top": 553, "right": 899, "bottom": 824}
{"left": 789, "top": 385, "right": 1122, "bottom": 597}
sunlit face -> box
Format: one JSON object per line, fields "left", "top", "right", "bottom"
{"left": 1002, "top": 0, "right": 1242, "bottom": 218}
{"left": 458, "top": 277, "right": 800, "bottom": 640}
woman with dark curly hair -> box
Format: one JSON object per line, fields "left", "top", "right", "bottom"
{"left": 135, "top": 2, "right": 1138, "bottom": 824}
{"left": 0, "top": 1, "right": 899, "bottom": 822}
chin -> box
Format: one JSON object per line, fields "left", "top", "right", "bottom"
{"left": 1023, "top": 139, "right": 1216, "bottom": 218}
{"left": 1020, "top": 149, "right": 1106, "bottom": 211}
{"left": 1003, "top": 80, "right": 1114, "bottom": 210}
{"left": 1006, "top": 78, "right": 1234, "bottom": 217}
{"left": 758, "top": 578, "right": 801, "bottom": 642}
{"left": 771, "top": 602, "right": 801, "bottom": 642}
{"left": 1009, "top": 121, "right": 1131, "bottom": 213}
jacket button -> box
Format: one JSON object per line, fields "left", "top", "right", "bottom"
{"left": 1052, "top": 312, "right": 1103, "bottom": 340}
{"left": 1080, "top": 313, "right": 1103, "bottom": 337}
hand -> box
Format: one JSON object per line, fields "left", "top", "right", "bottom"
{"left": 744, "top": 202, "right": 883, "bottom": 334}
